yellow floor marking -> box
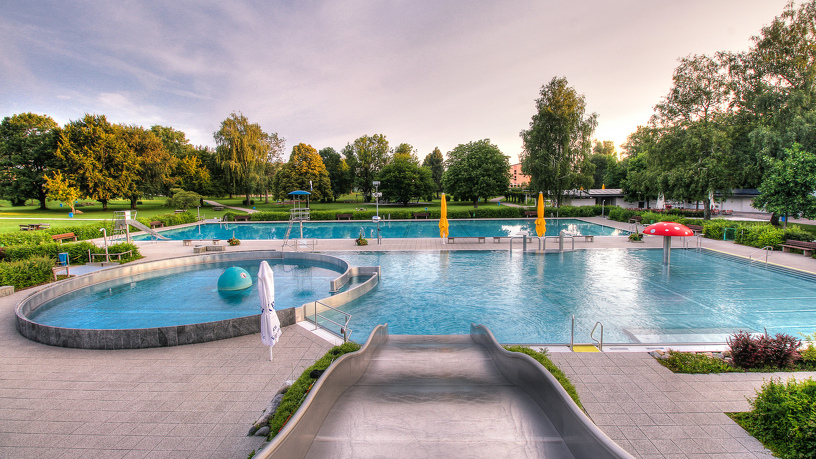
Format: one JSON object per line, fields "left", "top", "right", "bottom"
{"left": 572, "top": 345, "right": 600, "bottom": 352}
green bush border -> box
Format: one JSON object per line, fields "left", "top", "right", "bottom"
{"left": 503, "top": 345, "right": 583, "bottom": 411}
{"left": 267, "top": 342, "right": 361, "bottom": 439}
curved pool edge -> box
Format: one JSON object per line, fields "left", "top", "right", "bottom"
{"left": 15, "top": 251, "right": 380, "bottom": 350}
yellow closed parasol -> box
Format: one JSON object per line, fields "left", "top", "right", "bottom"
{"left": 439, "top": 194, "right": 449, "bottom": 240}
{"left": 535, "top": 192, "right": 546, "bottom": 237}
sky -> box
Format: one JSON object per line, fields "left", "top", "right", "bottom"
{"left": 1, "top": 0, "right": 791, "bottom": 164}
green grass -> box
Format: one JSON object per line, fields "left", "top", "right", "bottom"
{"left": 267, "top": 342, "right": 362, "bottom": 439}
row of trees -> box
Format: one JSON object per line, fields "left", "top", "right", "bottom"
{"left": 0, "top": 109, "right": 513, "bottom": 209}
{"left": 517, "top": 1, "right": 816, "bottom": 221}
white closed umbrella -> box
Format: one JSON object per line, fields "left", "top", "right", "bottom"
{"left": 258, "top": 261, "right": 282, "bottom": 360}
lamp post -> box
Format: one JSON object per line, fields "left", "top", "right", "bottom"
{"left": 372, "top": 181, "right": 381, "bottom": 244}
{"left": 99, "top": 228, "right": 109, "bottom": 263}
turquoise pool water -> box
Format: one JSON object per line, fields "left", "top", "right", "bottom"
{"left": 29, "top": 259, "right": 343, "bottom": 329}
{"left": 321, "top": 249, "right": 816, "bottom": 344}
{"left": 29, "top": 249, "right": 816, "bottom": 343}
{"left": 133, "top": 218, "right": 628, "bottom": 240}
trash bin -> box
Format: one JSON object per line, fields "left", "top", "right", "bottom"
{"left": 57, "top": 252, "right": 69, "bottom": 266}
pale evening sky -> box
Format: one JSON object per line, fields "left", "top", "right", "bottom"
{"left": 1, "top": 0, "right": 790, "bottom": 163}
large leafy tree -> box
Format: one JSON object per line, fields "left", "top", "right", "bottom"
{"left": 589, "top": 140, "right": 618, "bottom": 188}
{"left": 0, "top": 113, "right": 61, "bottom": 208}
{"left": 214, "top": 112, "right": 284, "bottom": 204}
{"left": 118, "top": 125, "right": 175, "bottom": 208}
{"left": 56, "top": 114, "right": 139, "bottom": 211}
{"left": 650, "top": 54, "right": 739, "bottom": 218}
{"left": 380, "top": 150, "right": 435, "bottom": 205}
{"left": 754, "top": 143, "right": 816, "bottom": 228}
{"left": 273, "top": 143, "right": 333, "bottom": 202}
{"left": 320, "top": 147, "right": 352, "bottom": 201}
{"left": 520, "top": 77, "right": 597, "bottom": 206}
{"left": 442, "top": 139, "right": 510, "bottom": 208}
{"left": 342, "top": 134, "right": 390, "bottom": 201}
{"left": 422, "top": 147, "right": 445, "bottom": 198}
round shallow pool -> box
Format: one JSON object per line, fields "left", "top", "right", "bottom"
{"left": 15, "top": 251, "right": 379, "bottom": 349}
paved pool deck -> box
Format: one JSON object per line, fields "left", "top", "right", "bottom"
{"left": 2, "top": 216, "right": 815, "bottom": 458}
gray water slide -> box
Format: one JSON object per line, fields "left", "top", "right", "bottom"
{"left": 257, "top": 324, "right": 633, "bottom": 459}
{"left": 124, "top": 219, "right": 169, "bottom": 239}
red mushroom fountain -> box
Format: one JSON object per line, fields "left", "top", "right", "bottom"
{"left": 642, "top": 222, "right": 694, "bottom": 265}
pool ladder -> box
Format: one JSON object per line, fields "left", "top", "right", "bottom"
{"left": 569, "top": 315, "right": 604, "bottom": 352}
{"left": 749, "top": 246, "right": 773, "bottom": 266}
{"left": 311, "top": 300, "right": 352, "bottom": 342}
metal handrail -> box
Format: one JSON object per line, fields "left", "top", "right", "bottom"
{"left": 591, "top": 321, "right": 604, "bottom": 352}
{"left": 749, "top": 246, "right": 773, "bottom": 265}
{"left": 313, "top": 300, "right": 352, "bottom": 342}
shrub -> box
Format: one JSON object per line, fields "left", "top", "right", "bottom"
{"left": 728, "top": 331, "right": 801, "bottom": 369}
{"left": 2, "top": 241, "right": 97, "bottom": 264}
{"left": 701, "top": 219, "right": 736, "bottom": 240}
{"left": 743, "top": 378, "right": 816, "bottom": 459}
{"left": 268, "top": 342, "right": 361, "bottom": 438}
{"left": 782, "top": 225, "right": 814, "bottom": 243}
{"left": 800, "top": 333, "right": 816, "bottom": 365}
{"left": 166, "top": 189, "right": 202, "bottom": 210}
{"left": 734, "top": 223, "right": 784, "bottom": 249}
{"left": 242, "top": 199, "right": 255, "bottom": 205}
{"left": 504, "top": 345, "right": 583, "bottom": 411}
{"left": 0, "top": 256, "right": 54, "bottom": 289}
{"left": 658, "top": 350, "right": 739, "bottom": 374}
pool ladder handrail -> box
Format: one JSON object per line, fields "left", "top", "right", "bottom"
{"left": 569, "top": 315, "right": 604, "bottom": 352}
{"left": 749, "top": 246, "right": 773, "bottom": 265}
{"left": 591, "top": 321, "right": 604, "bottom": 352}
{"left": 312, "top": 300, "right": 352, "bottom": 342}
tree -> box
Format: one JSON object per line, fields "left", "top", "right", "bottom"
{"left": 320, "top": 147, "right": 353, "bottom": 201}
{"left": 272, "top": 143, "right": 332, "bottom": 202}
{"left": 343, "top": 134, "right": 390, "bottom": 201}
{"left": 0, "top": 113, "right": 61, "bottom": 208}
{"left": 442, "top": 139, "right": 510, "bottom": 207}
{"left": 119, "top": 125, "right": 174, "bottom": 208}
{"left": 43, "top": 170, "right": 82, "bottom": 214}
{"left": 56, "top": 114, "right": 139, "bottom": 211}
{"left": 589, "top": 141, "right": 618, "bottom": 188}
{"left": 214, "top": 112, "right": 284, "bottom": 204}
{"left": 380, "top": 150, "right": 435, "bottom": 205}
{"left": 422, "top": 147, "right": 445, "bottom": 198}
{"left": 520, "top": 77, "right": 597, "bottom": 206}
{"left": 754, "top": 143, "right": 816, "bottom": 228}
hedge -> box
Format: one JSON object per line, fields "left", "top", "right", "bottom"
{"left": 0, "top": 256, "right": 54, "bottom": 289}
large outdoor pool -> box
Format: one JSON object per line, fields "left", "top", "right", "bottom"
{"left": 320, "top": 249, "right": 816, "bottom": 344}
{"left": 133, "top": 218, "right": 629, "bottom": 241}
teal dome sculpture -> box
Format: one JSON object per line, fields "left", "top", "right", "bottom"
{"left": 217, "top": 267, "right": 252, "bottom": 291}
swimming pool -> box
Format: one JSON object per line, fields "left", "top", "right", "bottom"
{"left": 28, "top": 258, "right": 343, "bottom": 329}
{"left": 133, "top": 218, "right": 629, "bottom": 240}
{"left": 320, "top": 249, "right": 816, "bottom": 344}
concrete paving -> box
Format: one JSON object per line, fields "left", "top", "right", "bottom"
{"left": 2, "top": 216, "right": 816, "bottom": 458}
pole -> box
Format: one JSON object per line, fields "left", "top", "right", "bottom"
{"left": 269, "top": 346, "right": 274, "bottom": 361}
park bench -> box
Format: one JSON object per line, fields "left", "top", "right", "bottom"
{"left": 234, "top": 215, "right": 250, "bottom": 221}
{"left": 524, "top": 211, "right": 538, "bottom": 217}
{"left": 336, "top": 213, "right": 352, "bottom": 220}
{"left": 779, "top": 239, "right": 816, "bottom": 257}
{"left": 212, "top": 206, "right": 224, "bottom": 211}
{"left": 174, "top": 209, "right": 186, "bottom": 214}
{"left": 687, "top": 224, "right": 704, "bottom": 235}
{"left": 413, "top": 212, "right": 429, "bottom": 219}
{"left": 51, "top": 232, "right": 77, "bottom": 243}
{"left": 628, "top": 215, "right": 643, "bottom": 224}
{"left": 447, "top": 236, "right": 486, "bottom": 244}
{"left": 150, "top": 221, "right": 164, "bottom": 228}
